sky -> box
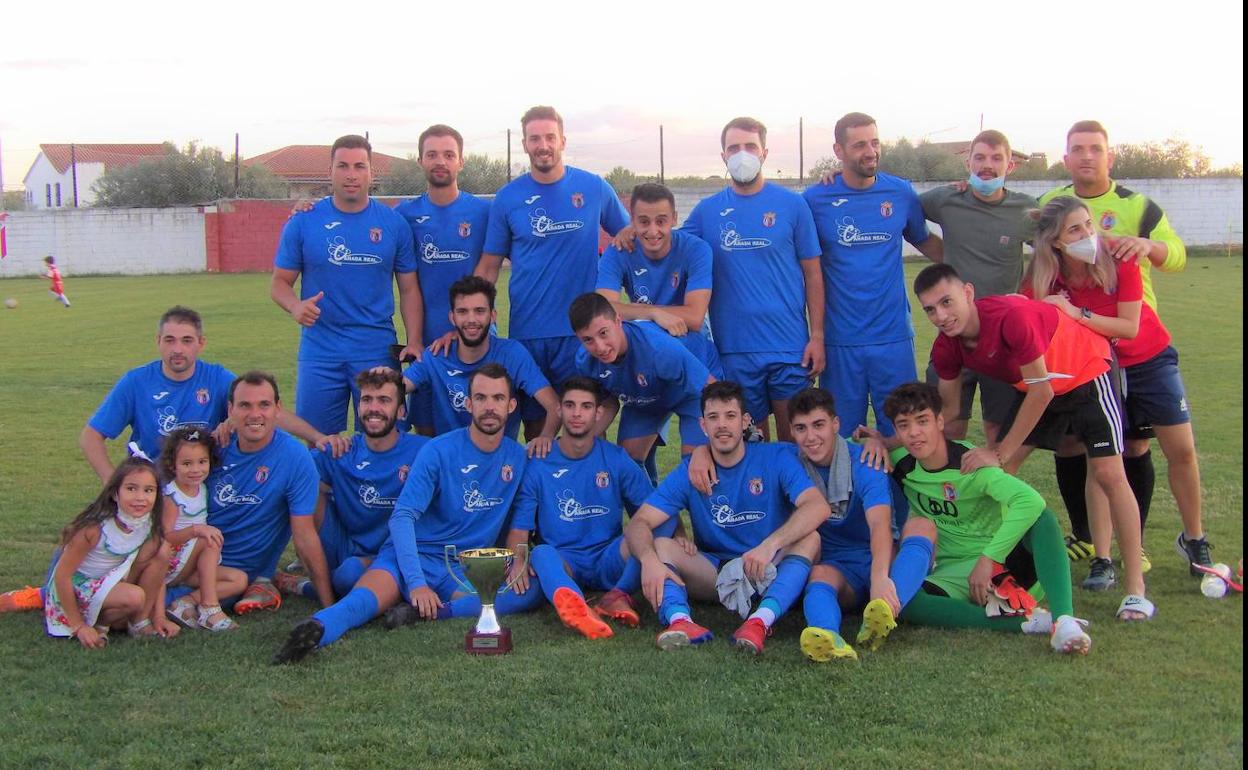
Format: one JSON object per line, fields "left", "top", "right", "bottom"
{"left": 1, "top": 0, "right": 1243, "bottom": 191}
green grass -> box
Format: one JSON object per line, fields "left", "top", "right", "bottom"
{"left": 0, "top": 260, "right": 1242, "bottom": 769}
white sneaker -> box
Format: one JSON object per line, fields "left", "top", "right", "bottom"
{"left": 1050, "top": 615, "right": 1092, "bottom": 655}
{"left": 1020, "top": 608, "right": 1053, "bottom": 634}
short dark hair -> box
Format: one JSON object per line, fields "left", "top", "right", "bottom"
{"left": 1066, "top": 120, "right": 1108, "bottom": 146}
{"left": 158, "top": 305, "right": 203, "bottom": 336}
{"left": 521, "top": 105, "right": 564, "bottom": 134}
{"left": 469, "top": 362, "right": 513, "bottom": 399}
{"left": 629, "top": 182, "right": 676, "bottom": 214}
{"left": 883, "top": 382, "right": 943, "bottom": 421}
{"left": 834, "top": 112, "right": 877, "bottom": 146}
{"left": 559, "top": 377, "right": 605, "bottom": 404}
{"left": 229, "top": 370, "right": 280, "bottom": 405}
{"left": 789, "top": 387, "right": 837, "bottom": 422}
{"left": 568, "top": 292, "right": 615, "bottom": 334}
{"left": 355, "top": 367, "right": 405, "bottom": 400}
{"left": 701, "top": 380, "right": 746, "bottom": 414}
{"left": 913, "top": 263, "right": 963, "bottom": 296}
{"left": 721, "top": 117, "right": 767, "bottom": 149}
{"left": 449, "top": 275, "right": 496, "bottom": 311}
{"left": 331, "top": 134, "right": 372, "bottom": 162}
{"left": 970, "top": 129, "right": 1011, "bottom": 157}
{"left": 44, "top": 255, "right": 55, "bottom": 264}
{"left": 418, "top": 124, "right": 464, "bottom": 156}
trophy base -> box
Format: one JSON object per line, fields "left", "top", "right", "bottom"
{"left": 465, "top": 627, "right": 512, "bottom": 655}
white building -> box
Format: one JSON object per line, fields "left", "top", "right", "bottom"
{"left": 22, "top": 144, "right": 168, "bottom": 209}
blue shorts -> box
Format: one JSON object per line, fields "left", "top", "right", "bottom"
{"left": 617, "top": 398, "right": 707, "bottom": 448}
{"left": 517, "top": 336, "right": 581, "bottom": 421}
{"left": 823, "top": 340, "right": 917, "bottom": 437}
{"left": 1122, "top": 346, "right": 1190, "bottom": 438}
{"left": 223, "top": 529, "right": 291, "bottom": 584}
{"left": 371, "top": 544, "right": 471, "bottom": 600}
{"left": 562, "top": 537, "right": 629, "bottom": 592}
{"left": 680, "top": 333, "right": 725, "bottom": 379}
{"left": 317, "top": 497, "right": 350, "bottom": 572}
{"left": 719, "top": 351, "right": 812, "bottom": 423}
{"left": 296, "top": 355, "right": 399, "bottom": 435}
{"left": 818, "top": 542, "right": 873, "bottom": 603}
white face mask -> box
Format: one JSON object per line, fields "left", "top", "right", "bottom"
{"left": 1063, "top": 234, "right": 1099, "bottom": 264}
{"left": 726, "top": 150, "right": 762, "bottom": 184}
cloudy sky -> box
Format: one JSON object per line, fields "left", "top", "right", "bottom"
{"left": 2, "top": 0, "right": 1242, "bottom": 189}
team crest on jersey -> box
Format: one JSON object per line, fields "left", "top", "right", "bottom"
{"left": 398, "top": 464, "right": 410, "bottom": 482}
{"left": 571, "top": 192, "right": 584, "bottom": 208}
{"left": 458, "top": 221, "right": 472, "bottom": 238}
{"left": 595, "top": 471, "right": 610, "bottom": 489}
{"left": 501, "top": 464, "right": 514, "bottom": 482}
{"left": 196, "top": 388, "right": 210, "bottom": 405}
{"left": 762, "top": 211, "right": 776, "bottom": 227}
{"left": 942, "top": 482, "right": 958, "bottom": 502}
{"left": 1100, "top": 211, "right": 1116, "bottom": 230}
{"left": 749, "top": 477, "right": 764, "bottom": 495}
{"left": 369, "top": 227, "right": 383, "bottom": 243}
{"left": 255, "top": 466, "right": 270, "bottom": 484}
{"left": 636, "top": 372, "right": 649, "bottom": 388}
{"left": 670, "top": 271, "right": 680, "bottom": 288}
{"left": 880, "top": 201, "right": 893, "bottom": 218}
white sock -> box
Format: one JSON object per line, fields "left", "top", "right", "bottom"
{"left": 750, "top": 607, "right": 777, "bottom": 627}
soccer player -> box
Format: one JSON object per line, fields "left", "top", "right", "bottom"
{"left": 570, "top": 293, "right": 713, "bottom": 474}
{"left": 806, "top": 112, "right": 942, "bottom": 437}
{"left": 475, "top": 106, "right": 629, "bottom": 440}
{"left": 274, "top": 369, "right": 429, "bottom": 601}
{"left": 394, "top": 124, "right": 492, "bottom": 434}
{"left": 79, "top": 306, "right": 333, "bottom": 483}
{"left": 271, "top": 134, "right": 421, "bottom": 436}
{"left": 918, "top": 130, "right": 1037, "bottom": 449}
{"left": 678, "top": 117, "right": 825, "bottom": 441}
{"left": 915, "top": 263, "right": 1153, "bottom": 620}
{"left": 208, "top": 372, "right": 334, "bottom": 615}
{"left": 1039, "top": 120, "right": 1204, "bottom": 573}
{"left": 624, "top": 381, "right": 830, "bottom": 653}
{"left": 397, "top": 276, "right": 559, "bottom": 453}
{"left": 875, "top": 383, "right": 1092, "bottom": 654}
{"left": 42, "top": 255, "right": 70, "bottom": 308}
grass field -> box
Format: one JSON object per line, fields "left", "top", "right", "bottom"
{"left": 0, "top": 259, "right": 1242, "bottom": 769}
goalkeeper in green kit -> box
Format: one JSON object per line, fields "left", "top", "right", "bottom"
{"left": 859, "top": 382, "right": 1091, "bottom": 655}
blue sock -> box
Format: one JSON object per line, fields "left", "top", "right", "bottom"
{"left": 613, "top": 557, "right": 642, "bottom": 594}
{"left": 332, "top": 557, "right": 368, "bottom": 598}
{"left": 312, "top": 587, "right": 379, "bottom": 647}
{"left": 657, "top": 563, "right": 691, "bottom": 625}
{"left": 803, "top": 581, "right": 842, "bottom": 633}
{"left": 529, "top": 545, "right": 579, "bottom": 603}
{"left": 299, "top": 581, "right": 317, "bottom": 600}
{"left": 759, "top": 554, "right": 813, "bottom": 619}
{"left": 165, "top": 584, "right": 194, "bottom": 607}
{"left": 891, "top": 536, "right": 934, "bottom": 608}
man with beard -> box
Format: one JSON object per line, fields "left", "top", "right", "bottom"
{"left": 475, "top": 105, "right": 630, "bottom": 442}
{"left": 396, "top": 276, "right": 558, "bottom": 455}
{"left": 273, "top": 370, "right": 429, "bottom": 602}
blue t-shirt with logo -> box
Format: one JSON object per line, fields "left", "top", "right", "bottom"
{"left": 394, "top": 192, "right": 491, "bottom": 345}
{"left": 401, "top": 337, "right": 550, "bottom": 438}
{"left": 274, "top": 197, "right": 418, "bottom": 361}
{"left": 208, "top": 430, "right": 319, "bottom": 576}
{"left": 645, "top": 442, "right": 813, "bottom": 563}
{"left": 88, "top": 360, "right": 236, "bottom": 460}
{"left": 596, "top": 229, "right": 713, "bottom": 309}
{"left": 388, "top": 429, "right": 527, "bottom": 588}
{"left": 483, "top": 167, "right": 629, "bottom": 340}
{"left": 804, "top": 172, "right": 930, "bottom": 345}
{"left": 313, "top": 432, "right": 430, "bottom": 557}
{"left": 512, "top": 439, "right": 653, "bottom": 562}
{"left": 784, "top": 443, "right": 891, "bottom": 552}
{"left": 575, "top": 321, "right": 709, "bottom": 413}
{"left": 682, "top": 183, "right": 820, "bottom": 355}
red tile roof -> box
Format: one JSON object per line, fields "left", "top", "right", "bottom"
{"left": 39, "top": 143, "right": 169, "bottom": 173}
{"left": 243, "top": 145, "right": 403, "bottom": 179}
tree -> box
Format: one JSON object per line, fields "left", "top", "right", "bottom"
{"left": 2, "top": 191, "right": 26, "bottom": 210}
{"left": 1110, "top": 138, "right": 1211, "bottom": 178}
{"left": 605, "top": 166, "right": 657, "bottom": 196}
{"left": 808, "top": 157, "right": 839, "bottom": 181}
{"left": 458, "top": 154, "right": 509, "bottom": 194}
{"left": 91, "top": 142, "right": 285, "bottom": 206}
{"left": 381, "top": 158, "right": 427, "bottom": 195}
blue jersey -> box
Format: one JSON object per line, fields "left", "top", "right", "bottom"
{"left": 483, "top": 167, "right": 629, "bottom": 340}
{"left": 88, "top": 360, "right": 236, "bottom": 460}
{"left": 394, "top": 192, "right": 491, "bottom": 345}
{"left": 682, "top": 183, "right": 820, "bottom": 355}
{"left": 804, "top": 173, "right": 930, "bottom": 345}
{"left": 208, "top": 430, "right": 319, "bottom": 574}
{"left": 388, "top": 429, "right": 527, "bottom": 588}
{"left": 313, "top": 432, "right": 430, "bottom": 557}
{"left": 646, "top": 442, "right": 814, "bottom": 562}
{"left": 401, "top": 336, "right": 550, "bottom": 437}
{"left": 273, "top": 197, "right": 418, "bottom": 361}
{"left": 574, "top": 321, "right": 709, "bottom": 413}
{"left": 512, "top": 439, "right": 653, "bottom": 561}
{"left": 596, "top": 229, "right": 713, "bottom": 309}
{"left": 785, "top": 443, "right": 891, "bottom": 551}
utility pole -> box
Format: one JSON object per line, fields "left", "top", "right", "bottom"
{"left": 71, "top": 143, "right": 79, "bottom": 207}
{"left": 799, "top": 117, "right": 804, "bottom": 181}
{"left": 234, "top": 133, "right": 241, "bottom": 196}
{"left": 506, "top": 129, "right": 512, "bottom": 181}
{"left": 659, "top": 125, "right": 665, "bottom": 184}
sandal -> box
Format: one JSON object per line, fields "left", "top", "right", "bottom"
{"left": 198, "top": 604, "right": 239, "bottom": 632}
{"left": 127, "top": 618, "right": 158, "bottom": 638}
{"left": 166, "top": 595, "right": 200, "bottom": 629}
{"left": 1117, "top": 594, "right": 1156, "bottom": 621}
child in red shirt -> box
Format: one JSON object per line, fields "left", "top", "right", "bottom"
{"left": 44, "top": 255, "right": 71, "bottom": 308}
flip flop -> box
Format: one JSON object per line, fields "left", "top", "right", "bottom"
{"left": 1117, "top": 594, "right": 1156, "bottom": 621}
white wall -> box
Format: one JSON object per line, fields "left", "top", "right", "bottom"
{"left": 21, "top": 155, "right": 106, "bottom": 209}
{"left": 0, "top": 207, "right": 207, "bottom": 276}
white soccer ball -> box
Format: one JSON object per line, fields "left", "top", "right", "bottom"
{"left": 3, "top": 297, "right": 16, "bottom": 309}
{"left": 1201, "top": 573, "right": 1228, "bottom": 599}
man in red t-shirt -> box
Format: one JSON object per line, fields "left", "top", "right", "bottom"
{"left": 912, "top": 263, "right": 1153, "bottom": 620}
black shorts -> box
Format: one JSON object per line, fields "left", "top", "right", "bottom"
{"left": 925, "top": 362, "right": 1016, "bottom": 426}
{"left": 998, "top": 370, "right": 1124, "bottom": 458}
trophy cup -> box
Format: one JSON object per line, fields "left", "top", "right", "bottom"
{"left": 444, "top": 543, "right": 529, "bottom": 655}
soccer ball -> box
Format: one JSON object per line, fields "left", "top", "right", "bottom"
{"left": 3, "top": 298, "right": 17, "bottom": 309}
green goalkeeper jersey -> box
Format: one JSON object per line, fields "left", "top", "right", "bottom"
{"left": 890, "top": 441, "right": 1045, "bottom": 563}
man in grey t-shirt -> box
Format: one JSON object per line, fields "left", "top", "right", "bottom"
{"left": 919, "top": 130, "right": 1036, "bottom": 448}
